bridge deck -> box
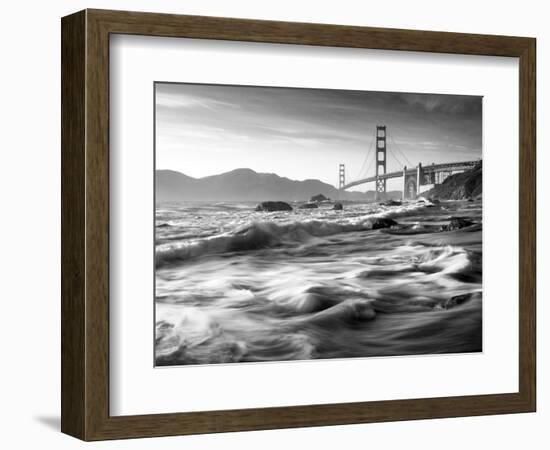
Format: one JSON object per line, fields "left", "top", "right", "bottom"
{"left": 342, "top": 160, "right": 479, "bottom": 190}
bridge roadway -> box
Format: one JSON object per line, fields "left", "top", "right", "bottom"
{"left": 342, "top": 160, "right": 479, "bottom": 190}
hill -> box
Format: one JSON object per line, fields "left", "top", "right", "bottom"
{"left": 423, "top": 162, "right": 482, "bottom": 200}
{"left": 156, "top": 168, "right": 401, "bottom": 202}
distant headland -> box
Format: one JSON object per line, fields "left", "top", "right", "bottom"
{"left": 156, "top": 168, "right": 401, "bottom": 203}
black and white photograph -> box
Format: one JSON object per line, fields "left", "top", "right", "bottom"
{"left": 154, "top": 82, "right": 483, "bottom": 367}
{"left": 1, "top": 0, "right": 543, "bottom": 446}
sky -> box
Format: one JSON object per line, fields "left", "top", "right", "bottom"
{"left": 155, "top": 82, "right": 482, "bottom": 191}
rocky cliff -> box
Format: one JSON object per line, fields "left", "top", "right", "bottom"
{"left": 423, "top": 162, "right": 482, "bottom": 200}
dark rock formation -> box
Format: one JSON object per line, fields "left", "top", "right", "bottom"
{"left": 442, "top": 217, "right": 474, "bottom": 231}
{"left": 255, "top": 201, "right": 293, "bottom": 212}
{"left": 370, "top": 218, "right": 398, "bottom": 229}
{"left": 333, "top": 202, "right": 343, "bottom": 210}
{"left": 441, "top": 292, "right": 481, "bottom": 309}
{"left": 380, "top": 200, "right": 402, "bottom": 206}
{"left": 310, "top": 193, "right": 329, "bottom": 202}
{"left": 382, "top": 224, "right": 440, "bottom": 236}
{"left": 298, "top": 202, "right": 319, "bottom": 209}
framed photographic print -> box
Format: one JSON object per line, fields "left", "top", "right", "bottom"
{"left": 61, "top": 9, "right": 536, "bottom": 440}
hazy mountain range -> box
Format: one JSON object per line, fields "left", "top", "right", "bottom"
{"left": 156, "top": 168, "right": 401, "bottom": 202}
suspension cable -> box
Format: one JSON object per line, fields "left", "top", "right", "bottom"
{"left": 353, "top": 130, "right": 375, "bottom": 181}
{"left": 388, "top": 127, "right": 413, "bottom": 167}
{"left": 388, "top": 149, "right": 404, "bottom": 172}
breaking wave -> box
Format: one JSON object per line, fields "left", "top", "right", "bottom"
{"left": 155, "top": 199, "right": 483, "bottom": 365}
{"left": 156, "top": 203, "right": 425, "bottom": 267}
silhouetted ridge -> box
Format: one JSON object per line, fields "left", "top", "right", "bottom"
{"left": 156, "top": 168, "right": 401, "bottom": 202}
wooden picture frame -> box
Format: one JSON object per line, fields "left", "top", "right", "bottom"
{"left": 61, "top": 9, "right": 536, "bottom": 441}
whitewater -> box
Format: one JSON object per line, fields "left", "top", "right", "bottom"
{"left": 155, "top": 200, "right": 482, "bottom": 366}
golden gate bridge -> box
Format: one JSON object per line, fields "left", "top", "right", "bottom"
{"left": 339, "top": 125, "right": 479, "bottom": 200}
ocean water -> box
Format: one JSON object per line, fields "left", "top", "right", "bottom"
{"left": 155, "top": 199, "right": 482, "bottom": 366}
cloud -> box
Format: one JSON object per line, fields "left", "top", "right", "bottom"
{"left": 399, "top": 93, "right": 482, "bottom": 115}
{"left": 155, "top": 82, "right": 482, "bottom": 184}
{"left": 156, "top": 91, "right": 240, "bottom": 111}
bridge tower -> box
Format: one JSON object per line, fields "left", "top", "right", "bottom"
{"left": 338, "top": 164, "right": 345, "bottom": 190}
{"left": 375, "top": 125, "right": 387, "bottom": 200}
